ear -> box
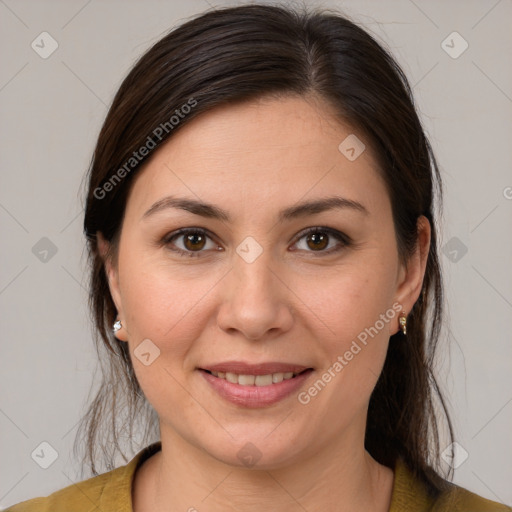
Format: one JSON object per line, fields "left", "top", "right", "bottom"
{"left": 392, "top": 215, "right": 431, "bottom": 334}
{"left": 97, "top": 231, "right": 128, "bottom": 342}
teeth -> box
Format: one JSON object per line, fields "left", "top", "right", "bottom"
{"left": 272, "top": 373, "right": 284, "bottom": 384}
{"left": 226, "top": 372, "right": 238, "bottom": 384}
{"left": 238, "top": 374, "right": 255, "bottom": 386}
{"left": 255, "top": 374, "right": 272, "bottom": 386}
{"left": 210, "top": 370, "right": 299, "bottom": 386}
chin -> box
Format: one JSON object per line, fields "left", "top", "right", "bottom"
{"left": 197, "top": 430, "right": 307, "bottom": 470}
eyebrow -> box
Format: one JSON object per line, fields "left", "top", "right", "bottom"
{"left": 141, "top": 195, "right": 369, "bottom": 222}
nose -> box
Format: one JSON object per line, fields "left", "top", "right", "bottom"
{"left": 215, "top": 247, "right": 294, "bottom": 341}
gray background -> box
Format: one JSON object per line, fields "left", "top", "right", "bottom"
{"left": 1, "top": 0, "right": 511, "bottom": 508}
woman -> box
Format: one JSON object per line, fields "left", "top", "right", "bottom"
{"left": 6, "top": 4, "right": 510, "bottom": 512}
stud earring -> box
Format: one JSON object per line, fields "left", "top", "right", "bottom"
{"left": 113, "top": 319, "right": 122, "bottom": 334}
{"left": 399, "top": 311, "right": 407, "bottom": 335}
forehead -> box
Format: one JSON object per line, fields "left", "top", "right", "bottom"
{"left": 125, "top": 95, "right": 388, "bottom": 220}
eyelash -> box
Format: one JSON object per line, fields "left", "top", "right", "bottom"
{"left": 162, "top": 226, "right": 351, "bottom": 258}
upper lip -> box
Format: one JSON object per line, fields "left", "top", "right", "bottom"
{"left": 200, "top": 362, "right": 311, "bottom": 375}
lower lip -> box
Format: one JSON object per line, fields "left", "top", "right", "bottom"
{"left": 199, "top": 369, "right": 313, "bottom": 408}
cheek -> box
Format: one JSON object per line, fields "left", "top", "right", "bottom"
{"left": 297, "top": 255, "right": 397, "bottom": 346}
{"left": 117, "top": 236, "right": 219, "bottom": 341}
{"left": 117, "top": 253, "right": 229, "bottom": 412}
{"left": 295, "top": 256, "right": 397, "bottom": 409}
{"left": 117, "top": 265, "right": 216, "bottom": 417}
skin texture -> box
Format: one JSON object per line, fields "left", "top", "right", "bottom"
{"left": 98, "top": 94, "right": 431, "bottom": 511}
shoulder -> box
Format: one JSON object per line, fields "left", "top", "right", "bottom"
{"left": 4, "top": 442, "right": 162, "bottom": 512}
{"left": 390, "top": 457, "right": 511, "bottom": 512}
{"left": 3, "top": 470, "right": 117, "bottom": 512}
{"left": 432, "top": 485, "right": 512, "bottom": 512}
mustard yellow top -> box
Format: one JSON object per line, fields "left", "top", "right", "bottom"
{"left": 5, "top": 442, "right": 511, "bottom": 511}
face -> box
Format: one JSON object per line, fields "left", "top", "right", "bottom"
{"left": 101, "top": 95, "right": 429, "bottom": 469}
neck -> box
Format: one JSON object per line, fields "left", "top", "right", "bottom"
{"left": 136, "top": 422, "right": 394, "bottom": 512}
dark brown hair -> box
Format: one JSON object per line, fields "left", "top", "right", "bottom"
{"left": 78, "top": 3, "right": 454, "bottom": 495}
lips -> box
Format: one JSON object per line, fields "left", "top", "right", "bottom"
{"left": 198, "top": 362, "right": 314, "bottom": 407}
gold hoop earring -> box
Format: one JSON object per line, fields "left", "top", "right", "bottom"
{"left": 399, "top": 311, "right": 407, "bottom": 335}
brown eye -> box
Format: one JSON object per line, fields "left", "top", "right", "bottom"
{"left": 293, "top": 227, "right": 350, "bottom": 255}
{"left": 164, "top": 228, "right": 218, "bottom": 257}
{"left": 305, "top": 232, "right": 329, "bottom": 251}
{"left": 183, "top": 232, "right": 206, "bottom": 251}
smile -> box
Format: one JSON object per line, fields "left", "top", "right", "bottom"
{"left": 198, "top": 364, "right": 314, "bottom": 408}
